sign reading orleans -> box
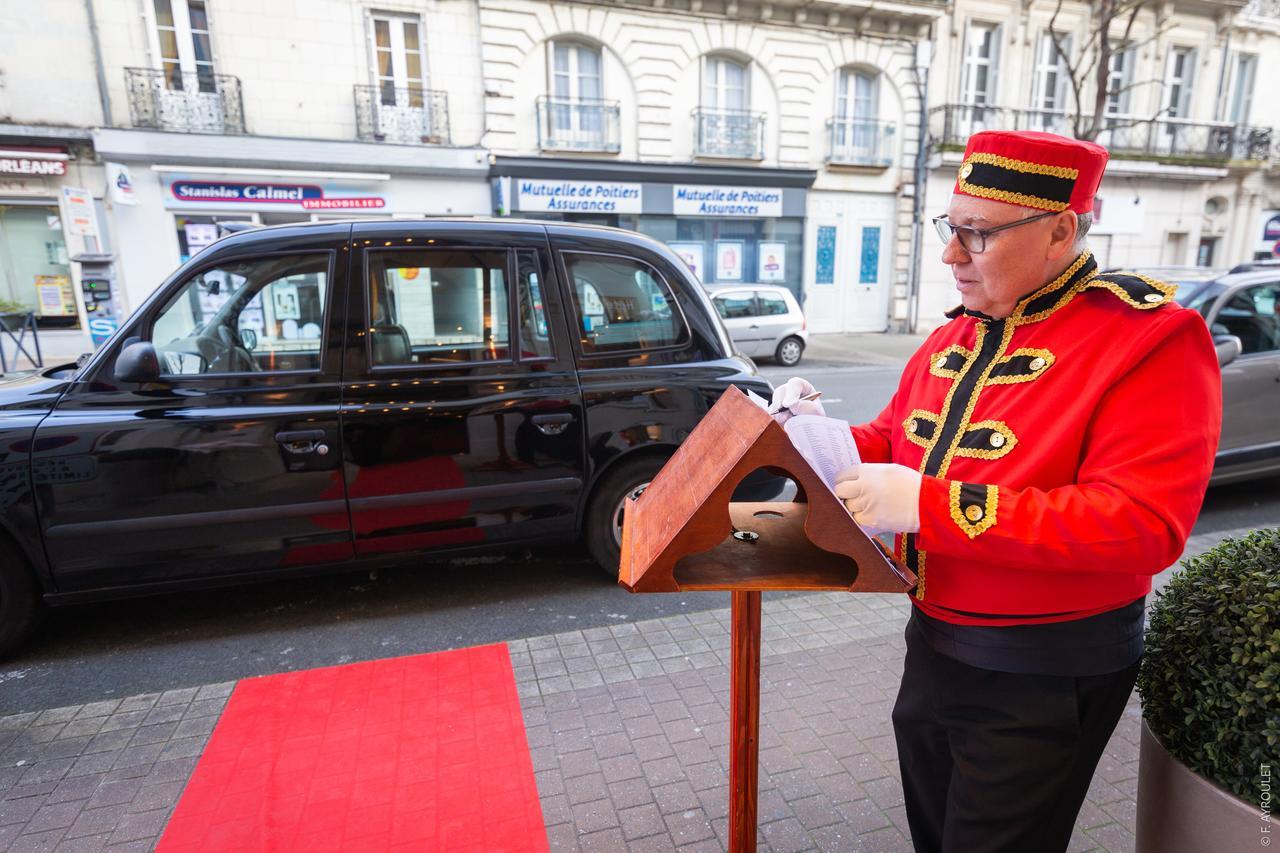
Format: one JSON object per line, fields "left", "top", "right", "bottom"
{"left": 673, "top": 185, "right": 783, "bottom": 217}
{"left": 517, "top": 180, "right": 642, "bottom": 213}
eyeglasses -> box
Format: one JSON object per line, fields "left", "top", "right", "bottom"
{"left": 932, "top": 210, "right": 1058, "bottom": 254}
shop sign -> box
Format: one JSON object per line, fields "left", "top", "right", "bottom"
{"left": 35, "top": 275, "right": 76, "bottom": 317}
{"left": 60, "top": 187, "right": 100, "bottom": 238}
{"left": 0, "top": 147, "right": 67, "bottom": 177}
{"left": 673, "top": 185, "right": 783, "bottom": 218}
{"left": 106, "top": 162, "right": 137, "bottom": 206}
{"left": 163, "top": 176, "right": 387, "bottom": 210}
{"left": 1264, "top": 214, "right": 1280, "bottom": 241}
{"left": 516, "top": 179, "right": 642, "bottom": 213}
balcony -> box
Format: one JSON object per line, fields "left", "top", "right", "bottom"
{"left": 353, "top": 85, "right": 450, "bottom": 145}
{"left": 930, "top": 104, "right": 1275, "bottom": 166}
{"left": 125, "top": 67, "right": 244, "bottom": 134}
{"left": 692, "top": 108, "right": 765, "bottom": 160}
{"left": 826, "top": 119, "right": 896, "bottom": 167}
{"left": 536, "top": 97, "right": 621, "bottom": 153}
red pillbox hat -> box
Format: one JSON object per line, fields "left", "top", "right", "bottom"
{"left": 954, "top": 130, "right": 1109, "bottom": 214}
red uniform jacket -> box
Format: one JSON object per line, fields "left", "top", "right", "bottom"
{"left": 851, "top": 253, "right": 1222, "bottom": 626}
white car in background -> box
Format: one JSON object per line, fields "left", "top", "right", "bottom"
{"left": 707, "top": 284, "right": 808, "bottom": 367}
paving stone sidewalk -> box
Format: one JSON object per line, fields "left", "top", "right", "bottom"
{"left": 0, "top": 588, "right": 1144, "bottom": 852}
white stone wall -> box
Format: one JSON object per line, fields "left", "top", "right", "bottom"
{"left": 0, "top": 0, "right": 105, "bottom": 127}
{"left": 50, "top": 0, "right": 488, "bottom": 146}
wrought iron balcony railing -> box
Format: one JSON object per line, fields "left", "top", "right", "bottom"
{"left": 536, "top": 97, "right": 621, "bottom": 153}
{"left": 930, "top": 104, "right": 1275, "bottom": 164}
{"left": 353, "top": 85, "right": 450, "bottom": 145}
{"left": 692, "top": 108, "right": 765, "bottom": 159}
{"left": 826, "top": 119, "right": 896, "bottom": 167}
{"left": 125, "top": 67, "right": 244, "bottom": 134}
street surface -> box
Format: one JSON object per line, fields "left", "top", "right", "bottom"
{"left": 2, "top": 361, "right": 1274, "bottom": 714}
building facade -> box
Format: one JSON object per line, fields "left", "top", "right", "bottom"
{"left": 915, "top": 0, "right": 1280, "bottom": 328}
{"left": 478, "top": 0, "right": 942, "bottom": 333}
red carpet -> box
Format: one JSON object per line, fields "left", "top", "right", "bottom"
{"left": 157, "top": 644, "right": 547, "bottom": 852}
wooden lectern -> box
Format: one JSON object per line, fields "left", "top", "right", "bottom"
{"left": 619, "top": 386, "right": 916, "bottom": 852}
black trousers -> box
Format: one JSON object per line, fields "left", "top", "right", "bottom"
{"left": 891, "top": 616, "right": 1139, "bottom": 853}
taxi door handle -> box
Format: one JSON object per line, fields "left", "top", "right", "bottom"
{"left": 275, "top": 429, "right": 329, "bottom": 455}
{"left": 531, "top": 413, "right": 574, "bottom": 436}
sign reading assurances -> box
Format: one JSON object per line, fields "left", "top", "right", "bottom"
{"left": 673, "top": 185, "right": 783, "bottom": 218}
{"left": 517, "top": 180, "right": 642, "bottom": 213}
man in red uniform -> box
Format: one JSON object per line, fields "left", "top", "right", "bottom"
{"left": 772, "top": 130, "right": 1222, "bottom": 851}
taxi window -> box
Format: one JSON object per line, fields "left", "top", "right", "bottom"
{"left": 367, "top": 249, "right": 511, "bottom": 366}
{"left": 563, "top": 253, "right": 688, "bottom": 355}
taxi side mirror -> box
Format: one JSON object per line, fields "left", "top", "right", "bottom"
{"left": 115, "top": 341, "right": 161, "bottom": 384}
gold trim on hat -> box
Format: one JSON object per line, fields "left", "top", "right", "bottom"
{"left": 966, "top": 152, "right": 1080, "bottom": 180}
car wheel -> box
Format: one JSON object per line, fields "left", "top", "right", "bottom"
{"left": 775, "top": 336, "right": 804, "bottom": 367}
{"left": 584, "top": 456, "right": 669, "bottom": 579}
{"left": 0, "top": 542, "right": 43, "bottom": 660}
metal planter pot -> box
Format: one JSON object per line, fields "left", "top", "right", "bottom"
{"left": 1136, "top": 718, "right": 1260, "bottom": 852}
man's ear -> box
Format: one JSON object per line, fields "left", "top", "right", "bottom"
{"left": 1046, "top": 211, "right": 1078, "bottom": 260}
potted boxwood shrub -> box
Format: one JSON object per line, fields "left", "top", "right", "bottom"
{"left": 0, "top": 298, "right": 32, "bottom": 331}
{"left": 1135, "top": 528, "right": 1278, "bottom": 852}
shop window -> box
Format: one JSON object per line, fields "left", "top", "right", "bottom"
{"left": 174, "top": 214, "right": 255, "bottom": 263}
{"left": 0, "top": 204, "right": 78, "bottom": 329}
{"left": 563, "top": 253, "right": 688, "bottom": 355}
{"left": 150, "top": 253, "right": 330, "bottom": 375}
{"left": 367, "top": 249, "right": 510, "bottom": 366}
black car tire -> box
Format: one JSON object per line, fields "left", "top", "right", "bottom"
{"left": 0, "top": 542, "right": 43, "bottom": 660}
{"left": 584, "top": 455, "right": 668, "bottom": 578}
{"left": 776, "top": 336, "right": 804, "bottom": 367}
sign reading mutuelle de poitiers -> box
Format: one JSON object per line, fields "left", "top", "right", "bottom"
{"left": 517, "top": 180, "right": 643, "bottom": 213}
{"left": 673, "top": 185, "right": 782, "bottom": 218}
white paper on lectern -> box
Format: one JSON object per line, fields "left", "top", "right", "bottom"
{"left": 782, "top": 416, "right": 860, "bottom": 495}
{"left": 743, "top": 390, "right": 860, "bottom": 495}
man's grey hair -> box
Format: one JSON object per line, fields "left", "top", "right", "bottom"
{"left": 1074, "top": 212, "right": 1093, "bottom": 252}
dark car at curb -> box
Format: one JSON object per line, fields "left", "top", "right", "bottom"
{"left": 0, "top": 219, "right": 781, "bottom": 657}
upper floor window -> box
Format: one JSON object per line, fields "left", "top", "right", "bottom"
{"left": 544, "top": 41, "right": 609, "bottom": 149}
{"left": 837, "top": 69, "right": 879, "bottom": 121}
{"left": 1105, "top": 43, "right": 1135, "bottom": 116}
{"left": 151, "top": 0, "right": 215, "bottom": 92}
{"left": 1032, "top": 32, "right": 1071, "bottom": 114}
{"left": 961, "top": 23, "right": 1000, "bottom": 107}
{"left": 371, "top": 14, "right": 427, "bottom": 108}
{"left": 1163, "top": 47, "right": 1196, "bottom": 119}
{"left": 551, "top": 41, "right": 602, "bottom": 102}
{"left": 703, "top": 57, "right": 749, "bottom": 111}
{"left": 1228, "top": 53, "right": 1258, "bottom": 124}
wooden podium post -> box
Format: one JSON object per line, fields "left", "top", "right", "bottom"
{"left": 619, "top": 386, "right": 915, "bottom": 852}
{"left": 729, "top": 591, "right": 761, "bottom": 852}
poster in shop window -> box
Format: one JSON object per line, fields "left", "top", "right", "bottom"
{"left": 715, "top": 241, "right": 744, "bottom": 282}
{"left": 273, "top": 283, "right": 301, "bottom": 321}
{"left": 758, "top": 242, "right": 786, "bottom": 282}
{"left": 34, "top": 275, "right": 76, "bottom": 317}
{"left": 669, "top": 242, "right": 705, "bottom": 282}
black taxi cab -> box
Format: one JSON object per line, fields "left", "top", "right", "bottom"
{"left": 0, "top": 219, "right": 779, "bottom": 655}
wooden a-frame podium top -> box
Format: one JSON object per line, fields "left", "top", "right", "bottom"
{"left": 619, "top": 385, "right": 916, "bottom": 595}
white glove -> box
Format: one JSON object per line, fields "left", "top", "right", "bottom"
{"left": 768, "top": 377, "right": 825, "bottom": 424}
{"left": 834, "top": 463, "right": 922, "bottom": 536}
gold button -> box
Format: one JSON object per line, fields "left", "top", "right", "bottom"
{"left": 1144, "top": 293, "right": 1163, "bottom": 303}
{"left": 960, "top": 162, "right": 973, "bottom": 180}
{"left": 908, "top": 421, "right": 917, "bottom": 434}
{"left": 964, "top": 504, "right": 984, "bottom": 522}
{"left": 1029, "top": 356, "right": 1046, "bottom": 371}
{"left": 989, "top": 433, "right": 1006, "bottom": 448}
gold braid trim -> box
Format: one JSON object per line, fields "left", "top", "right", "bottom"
{"left": 934, "top": 320, "right": 1018, "bottom": 480}
{"left": 902, "top": 408, "right": 940, "bottom": 448}
{"left": 1013, "top": 252, "right": 1094, "bottom": 325}
{"left": 949, "top": 481, "right": 999, "bottom": 539}
{"left": 987, "top": 347, "right": 1056, "bottom": 385}
{"left": 956, "top": 178, "right": 1071, "bottom": 213}
{"left": 953, "top": 419, "right": 1018, "bottom": 460}
{"left": 966, "top": 152, "right": 1081, "bottom": 180}
{"left": 928, "top": 344, "right": 972, "bottom": 380}
{"left": 1085, "top": 272, "right": 1177, "bottom": 309}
